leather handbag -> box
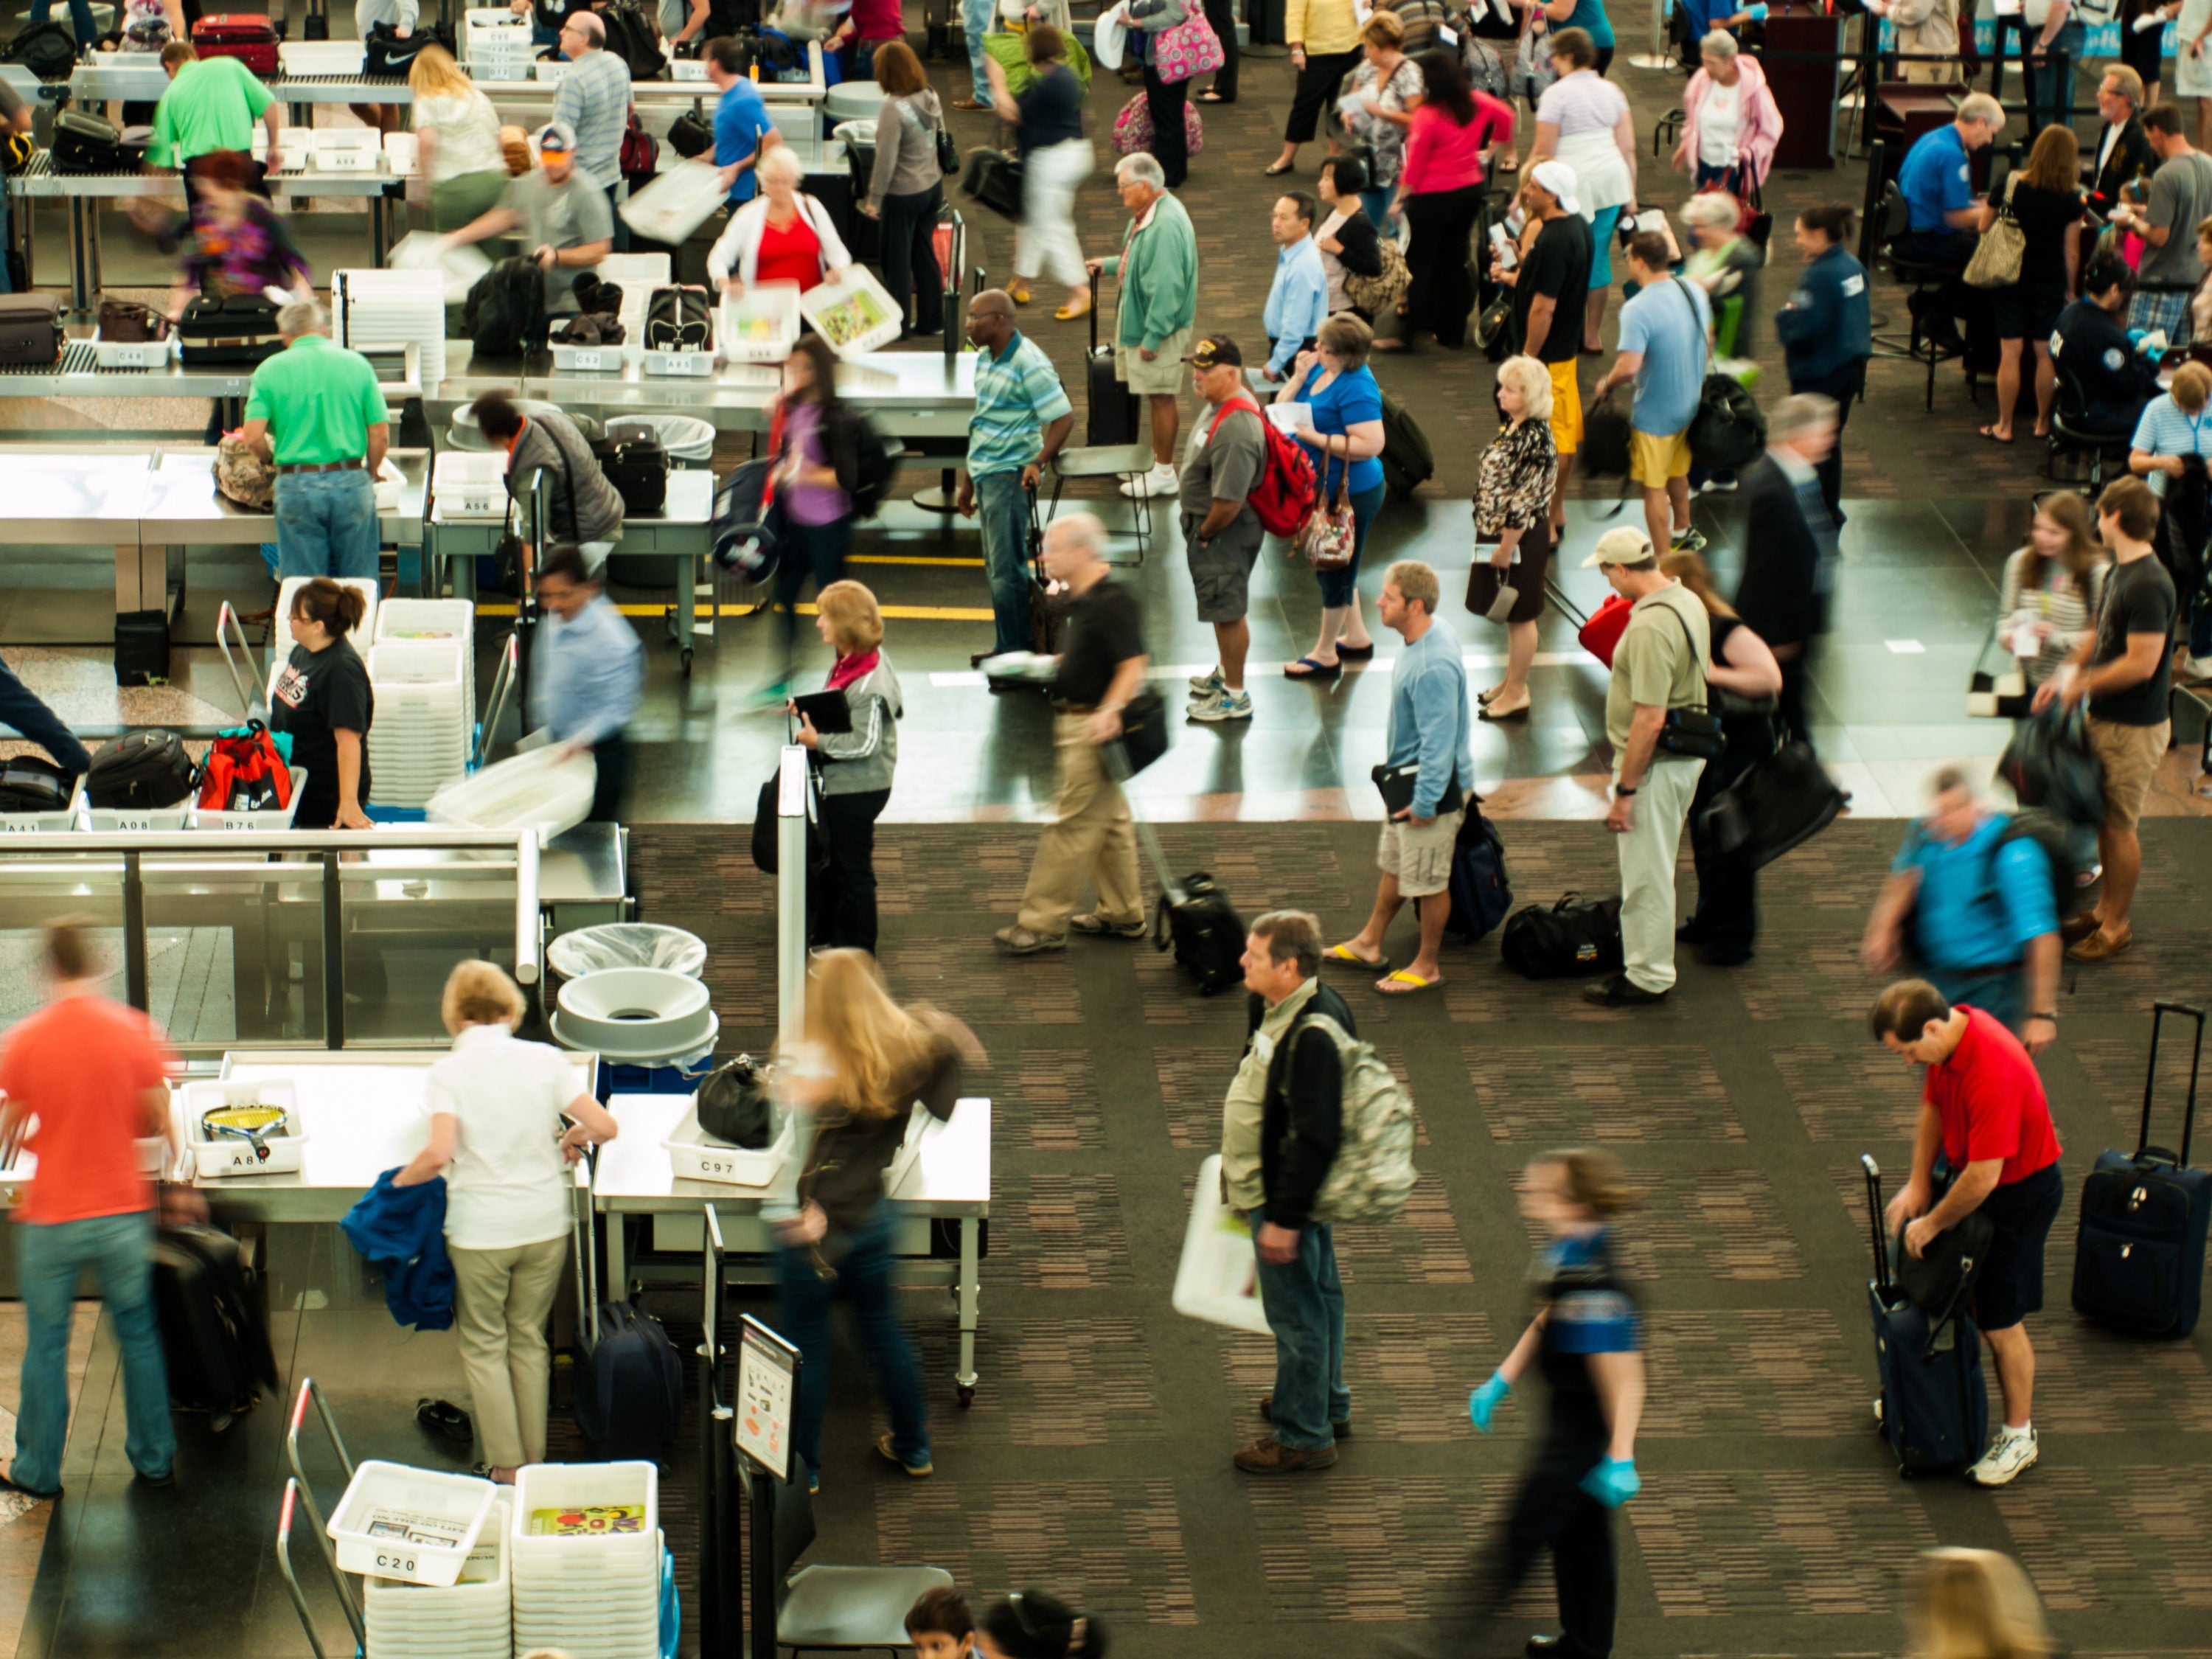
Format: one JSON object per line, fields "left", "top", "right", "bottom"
{"left": 1344, "top": 233, "right": 1411, "bottom": 319}
{"left": 1151, "top": 0, "right": 1225, "bottom": 83}
{"left": 1654, "top": 605, "right": 1727, "bottom": 762}
{"left": 1296, "top": 480, "right": 1357, "bottom": 571}
{"left": 1964, "top": 175, "right": 2027, "bottom": 290}
{"left": 99, "top": 297, "right": 167, "bottom": 344}
{"left": 1696, "top": 740, "right": 1847, "bottom": 869}
{"left": 1115, "top": 686, "right": 1171, "bottom": 775}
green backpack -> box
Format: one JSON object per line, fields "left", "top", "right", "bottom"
{"left": 1292, "top": 1011, "right": 1418, "bottom": 1225}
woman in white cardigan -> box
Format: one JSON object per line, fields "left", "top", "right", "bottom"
{"left": 708, "top": 146, "right": 855, "bottom": 296}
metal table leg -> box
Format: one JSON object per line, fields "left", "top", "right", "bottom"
{"left": 66, "top": 196, "right": 96, "bottom": 316}
{"left": 605, "top": 1206, "right": 628, "bottom": 1302}
{"left": 954, "top": 1214, "right": 979, "bottom": 1405}
{"left": 672, "top": 550, "right": 696, "bottom": 675}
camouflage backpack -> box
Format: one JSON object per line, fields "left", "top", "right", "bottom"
{"left": 215, "top": 433, "right": 275, "bottom": 512}
{"left": 1293, "top": 1011, "right": 1418, "bottom": 1224}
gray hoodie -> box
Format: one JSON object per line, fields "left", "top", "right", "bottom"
{"left": 507, "top": 410, "right": 627, "bottom": 546}
{"left": 814, "top": 650, "right": 902, "bottom": 797}
{"left": 867, "top": 89, "right": 945, "bottom": 210}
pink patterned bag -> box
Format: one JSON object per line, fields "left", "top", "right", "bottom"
{"left": 1150, "top": 0, "right": 1224, "bottom": 83}
{"left": 1110, "top": 91, "right": 1206, "bottom": 156}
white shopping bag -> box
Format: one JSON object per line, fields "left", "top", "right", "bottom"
{"left": 1172, "top": 1155, "right": 1273, "bottom": 1335}
{"left": 621, "top": 163, "right": 729, "bottom": 248}
{"left": 388, "top": 230, "right": 492, "bottom": 305}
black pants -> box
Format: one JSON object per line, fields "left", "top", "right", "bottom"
{"left": 587, "top": 732, "right": 632, "bottom": 824}
{"left": 1285, "top": 47, "right": 1360, "bottom": 143}
{"left": 1144, "top": 60, "right": 1189, "bottom": 187}
{"left": 1688, "top": 743, "right": 1757, "bottom": 960}
{"left": 812, "top": 786, "right": 890, "bottom": 950}
{"left": 1594, "top": 44, "right": 1614, "bottom": 75}
{"left": 1480, "top": 1432, "right": 1618, "bottom": 1659}
{"left": 1790, "top": 359, "right": 1863, "bottom": 527}
{"left": 879, "top": 183, "right": 946, "bottom": 336}
{"left": 605, "top": 181, "right": 630, "bottom": 253}
{"left": 774, "top": 513, "right": 855, "bottom": 673}
{"left": 1202, "top": 0, "right": 1238, "bottom": 99}
{"left": 1404, "top": 185, "right": 1483, "bottom": 349}
{"left": 1776, "top": 655, "right": 1814, "bottom": 753}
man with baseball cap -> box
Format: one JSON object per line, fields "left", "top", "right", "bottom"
{"left": 1180, "top": 335, "right": 1269, "bottom": 724}
{"left": 445, "top": 120, "right": 616, "bottom": 313}
{"left": 1586, "top": 526, "right": 1710, "bottom": 1006}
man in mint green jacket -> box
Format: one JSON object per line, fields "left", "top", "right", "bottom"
{"left": 1087, "top": 152, "right": 1200, "bottom": 501}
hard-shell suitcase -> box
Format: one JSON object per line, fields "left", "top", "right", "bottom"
{"left": 1863, "top": 1155, "right": 1989, "bottom": 1475}
{"left": 190, "top": 13, "right": 282, "bottom": 74}
{"left": 2073, "top": 1001, "right": 2212, "bottom": 1337}
{"left": 176, "top": 293, "right": 283, "bottom": 366}
{"left": 153, "top": 1224, "right": 279, "bottom": 1419}
{"left": 86, "top": 729, "right": 198, "bottom": 808}
{"left": 51, "top": 109, "right": 132, "bottom": 174}
{"left": 1111, "top": 745, "right": 1244, "bottom": 994}
{"left": 575, "top": 1298, "right": 684, "bottom": 1458}
{"left": 1086, "top": 268, "right": 1141, "bottom": 447}
{"left": 0, "top": 292, "right": 62, "bottom": 366}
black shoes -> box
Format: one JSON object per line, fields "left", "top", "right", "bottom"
{"left": 1582, "top": 973, "right": 1669, "bottom": 1007}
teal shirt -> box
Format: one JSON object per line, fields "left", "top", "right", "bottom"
{"left": 1101, "top": 192, "right": 1200, "bottom": 352}
{"left": 245, "top": 335, "right": 391, "bottom": 467}
{"left": 967, "top": 332, "right": 1073, "bottom": 477}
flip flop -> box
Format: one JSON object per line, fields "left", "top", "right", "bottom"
{"left": 1978, "top": 425, "right": 2015, "bottom": 445}
{"left": 1337, "top": 642, "right": 1377, "bottom": 660}
{"left": 1375, "top": 970, "right": 1439, "bottom": 995}
{"left": 1284, "top": 655, "right": 1341, "bottom": 680}
{"left": 1499, "top": 156, "right": 1520, "bottom": 172}
{"left": 1326, "top": 942, "right": 1389, "bottom": 972}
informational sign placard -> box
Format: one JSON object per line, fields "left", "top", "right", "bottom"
{"left": 734, "top": 1315, "right": 800, "bottom": 1482}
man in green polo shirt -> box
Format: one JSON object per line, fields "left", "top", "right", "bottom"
{"left": 240, "top": 301, "right": 390, "bottom": 580}
{"left": 148, "top": 41, "right": 285, "bottom": 187}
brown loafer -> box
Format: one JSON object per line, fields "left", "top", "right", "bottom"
{"left": 1258, "top": 1394, "right": 1352, "bottom": 1437}
{"left": 2060, "top": 911, "right": 2102, "bottom": 944}
{"left": 1233, "top": 1434, "right": 1337, "bottom": 1474}
{"left": 2067, "top": 927, "right": 2133, "bottom": 963}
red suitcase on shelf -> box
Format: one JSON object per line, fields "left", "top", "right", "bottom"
{"left": 191, "top": 15, "right": 282, "bottom": 76}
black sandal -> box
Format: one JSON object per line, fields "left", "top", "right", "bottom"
{"left": 0, "top": 1472, "right": 60, "bottom": 1500}
{"left": 417, "top": 1398, "right": 474, "bottom": 1446}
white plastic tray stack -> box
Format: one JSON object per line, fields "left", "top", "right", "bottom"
{"left": 431, "top": 451, "right": 509, "bottom": 519}
{"left": 462, "top": 7, "right": 534, "bottom": 77}
{"left": 366, "top": 639, "right": 473, "bottom": 807}
{"left": 375, "top": 598, "right": 475, "bottom": 646}
{"left": 510, "top": 1463, "right": 661, "bottom": 1659}
{"left": 279, "top": 39, "right": 366, "bottom": 75}
{"left": 333, "top": 268, "right": 448, "bottom": 401}
{"left": 361, "top": 1492, "right": 512, "bottom": 1659}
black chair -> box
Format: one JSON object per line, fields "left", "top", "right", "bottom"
{"left": 2045, "top": 360, "right": 2138, "bottom": 494}
{"left": 771, "top": 1474, "right": 956, "bottom": 1656}
{"left": 1872, "top": 178, "right": 1970, "bottom": 412}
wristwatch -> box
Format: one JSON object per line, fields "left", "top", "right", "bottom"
{"left": 1614, "top": 784, "right": 1638, "bottom": 797}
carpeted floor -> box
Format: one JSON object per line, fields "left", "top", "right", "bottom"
{"left": 625, "top": 813, "right": 2212, "bottom": 1659}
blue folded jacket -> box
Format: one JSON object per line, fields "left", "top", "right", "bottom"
{"left": 341, "top": 1169, "right": 456, "bottom": 1332}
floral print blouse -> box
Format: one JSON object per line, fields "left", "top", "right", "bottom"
{"left": 1475, "top": 416, "right": 1558, "bottom": 537}
{"left": 185, "top": 198, "right": 313, "bottom": 300}
{"left": 1344, "top": 55, "right": 1425, "bottom": 190}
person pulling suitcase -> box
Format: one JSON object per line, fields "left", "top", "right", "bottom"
{"left": 1869, "top": 979, "right": 2065, "bottom": 1487}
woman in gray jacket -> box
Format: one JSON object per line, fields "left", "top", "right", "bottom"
{"left": 793, "top": 580, "right": 901, "bottom": 951}
{"left": 863, "top": 42, "right": 947, "bottom": 339}
{"left": 468, "top": 392, "right": 626, "bottom": 578}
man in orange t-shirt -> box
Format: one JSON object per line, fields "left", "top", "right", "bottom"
{"left": 0, "top": 922, "right": 182, "bottom": 1498}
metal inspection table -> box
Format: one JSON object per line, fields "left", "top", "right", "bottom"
{"left": 592, "top": 1093, "right": 992, "bottom": 1402}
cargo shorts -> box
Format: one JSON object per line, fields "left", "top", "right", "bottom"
{"left": 1376, "top": 804, "right": 1466, "bottom": 898}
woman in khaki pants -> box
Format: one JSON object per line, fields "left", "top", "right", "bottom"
{"left": 394, "top": 962, "right": 621, "bottom": 1481}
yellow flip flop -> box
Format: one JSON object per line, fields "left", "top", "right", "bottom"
{"left": 1374, "top": 970, "right": 1439, "bottom": 995}
{"left": 1326, "top": 942, "right": 1388, "bottom": 973}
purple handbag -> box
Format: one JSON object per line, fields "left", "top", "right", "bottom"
{"left": 1151, "top": 0, "right": 1225, "bottom": 83}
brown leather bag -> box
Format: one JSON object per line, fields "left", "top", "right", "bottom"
{"left": 97, "top": 298, "right": 167, "bottom": 344}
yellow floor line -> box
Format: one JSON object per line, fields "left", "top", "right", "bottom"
{"left": 849, "top": 554, "right": 987, "bottom": 567}
{"left": 474, "top": 602, "right": 995, "bottom": 621}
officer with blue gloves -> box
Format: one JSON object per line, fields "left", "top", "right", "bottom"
{"left": 1464, "top": 1150, "right": 1646, "bottom": 1659}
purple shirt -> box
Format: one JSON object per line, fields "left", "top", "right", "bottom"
{"left": 782, "top": 401, "right": 852, "bottom": 526}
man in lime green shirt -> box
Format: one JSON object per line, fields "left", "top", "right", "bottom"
{"left": 240, "top": 302, "right": 391, "bottom": 580}
{"left": 148, "top": 41, "right": 285, "bottom": 183}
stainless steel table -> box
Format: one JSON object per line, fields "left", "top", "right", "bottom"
{"left": 541, "top": 821, "right": 628, "bottom": 930}
{"left": 592, "top": 1093, "right": 991, "bottom": 1402}
{"left": 514, "top": 349, "right": 976, "bottom": 440}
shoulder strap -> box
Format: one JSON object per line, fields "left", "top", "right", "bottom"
{"left": 1656, "top": 595, "right": 1711, "bottom": 712}
{"left": 1207, "top": 395, "right": 1263, "bottom": 441}
{"left": 1668, "top": 275, "right": 1711, "bottom": 378}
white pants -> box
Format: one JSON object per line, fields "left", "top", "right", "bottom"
{"left": 1016, "top": 138, "right": 1093, "bottom": 290}
{"left": 1615, "top": 757, "right": 1703, "bottom": 993}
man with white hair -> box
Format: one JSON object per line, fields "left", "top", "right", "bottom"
{"left": 1892, "top": 91, "right": 2000, "bottom": 348}
{"left": 1087, "top": 153, "right": 1200, "bottom": 501}
{"left": 551, "top": 8, "right": 633, "bottom": 243}
{"left": 1494, "top": 160, "right": 1590, "bottom": 536}
{"left": 238, "top": 301, "right": 391, "bottom": 580}
{"left": 1733, "top": 393, "right": 1839, "bottom": 751}
{"left": 445, "top": 120, "right": 616, "bottom": 313}
{"left": 996, "top": 512, "right": 1150, "bottom": 956}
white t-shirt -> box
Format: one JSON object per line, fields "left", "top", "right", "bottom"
{"left": 429, "top": 1025, "right": 584, "bottom": 1251}
{"left": 412, "top": 90, "right": 506, "bottom": 185}
{"left": 1698, "top": 78, "right": 1743, "bottom": 169}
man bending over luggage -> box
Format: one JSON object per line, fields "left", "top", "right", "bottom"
{"left": 1870, "top": 978, "right": 2065, "bottom": 1488}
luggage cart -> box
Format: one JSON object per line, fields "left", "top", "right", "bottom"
{"left": 277, "top": 1376, "right": 368, "bottom": 1657}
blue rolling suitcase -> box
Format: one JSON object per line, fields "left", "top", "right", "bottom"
{"left": 1863, "top": 1155, "right": 1989, "bottom": 1476}
{"left": 2072, "top": 1001, "right": 2212, "bottom": 1338}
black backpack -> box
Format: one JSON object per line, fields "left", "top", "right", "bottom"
{"left": 844, "top": 408, "right": 897, "bottom": 518}
{"left": 1500, "top": 892, "right": 1624, "bottom": 979}
{"left": 4, "top": 20, "right": 78, "bottom": 77}
{"left": 591, "top": 437, "right": 669, "bottom": 517}
{"left": 597, "top": 0, "right": 667, "bottom": 80}
{"left": 1443, "top": 804, "right": 1512, "bottom": 943}
{"left": 463, "top": 257, "right": 549, "bottom": 358}
{"left": 644, "top": 285, "right": 714, "bottom": 352}
{"left": 86, "top": 730, "right": 198, "bottom": 810}
{"left": 668, "top": 108, "right": 713, "bottom": 159}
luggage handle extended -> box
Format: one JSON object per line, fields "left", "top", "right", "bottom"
{"left": 2140, "top": 1001, "right": 2206, "bottom": 1167}
{"left": 1861, "top": 1153, "right": 1891, "bottom": 1296}
{"left": 213, "top": 600, "right": 267, "bottom": 725}
{"left": 1101, "top": 735, "right": 1186, "bottom": 909}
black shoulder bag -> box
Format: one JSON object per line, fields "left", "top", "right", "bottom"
{"left": 1654, "top": 601, "right": 1728, "bottom": 761}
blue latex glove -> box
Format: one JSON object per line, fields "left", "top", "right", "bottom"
{"left": 1469, "top": 1371, "right": 1512, "bottom": 1433}
{"left": 1745, "top": 3, "right": 1769, "bottom": 18}
{"left": 1579, "top": 1457, "right": 1641, "bottom": 1508}
{"left": 2129, "top": 327, "right": 2150, "bottom": 348}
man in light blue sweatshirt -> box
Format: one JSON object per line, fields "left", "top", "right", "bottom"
{"left": 1330, "top": 560, "right": 1473, "bottom": 995}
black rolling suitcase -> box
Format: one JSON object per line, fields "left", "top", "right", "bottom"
{"left": 2073, "top": 1001, "right": 2212, "bottom": 1337}
{"left": 1107, "top": 745, "right": 1243, "bottom": 993}
{"left": 51, "top": 110, "right": 133, "bottom": 174}
{"left": 1863, "top": 1155, "right": 1989, "bottom": 1475}
{"left": 176, "top": 293, "right": 283, "bottom": 366}
{"left": 153, "top": 1225, "right": 278, "bottom": 1421}
{"left": 1086, "top": 268, "right": 1142, "bottom": 447}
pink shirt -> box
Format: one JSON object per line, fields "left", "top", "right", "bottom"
{"left": 849, "top": 0, "right": 905, "bottom": 38}
{"left": 1399, "top": 94, "right": 1514, "bottom": 195}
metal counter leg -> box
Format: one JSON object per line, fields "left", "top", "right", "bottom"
{"left": 66, "top": 197, "right": 95, "bottom": 316}
{"left": 955, "top": 1214, "right": 979, "bottom": 1405}
{"left": 605, "top": 1208, "right": 627, "bottom": 1304}
{"left": 675, "top": 552, "right": 697, "bottom": 675}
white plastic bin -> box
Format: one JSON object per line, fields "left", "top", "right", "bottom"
{"left": 87, "top": 801, "right": 192, "bottom": 833}
{"left": 428, "top": 748, "right": 595, "bottom": 844}
{"left": 363, "top": 1493, "right": 511, "bottom": 1658}
{"left": 91, "top": 330, "right": 173, "bottom": 370}
{"left": 431, "top": 450, "right": 509, "bottom": 518}
{"left": 662, "top": 1110, "right": 790, "bottom": 1188}
{"left": 181, "top": 1078, "right": 305, "bottom": 1176}
{"left": 510, "top": 1461, "right": 659, "bottom": 1570}
{"left": 619, "top": 164, "right": 727, "bottom": 248}
{"left": 280, "top": 39, "right": 365, "bottom": 74}
{"left": 797, "top": 267, "right": 903, "bottom": 358}
{"left": 719, "top": 281, "right": 800, "bottom": 364}
{"left": 0, "top": 778, "right": 83, "bottom": 833}
{"left": 374, "top": 598, "right": 475, "bottom": 644}
{"left": 1172, "top": 1153, "right": 1272, "bottom": 1335}
{"left": 327, "top": 1462, "right": 499, "bottom": 1587}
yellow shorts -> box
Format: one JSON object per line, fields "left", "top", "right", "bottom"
{"left": 1630, "top": 427, "right": 1694, "bottom": 490}
{"left": 1547, "top": 361, "right": 1582, "bottom": 456}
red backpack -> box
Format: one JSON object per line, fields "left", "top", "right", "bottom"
{"left": 1206, "top": 397, "right": 1318, "bottom": 538}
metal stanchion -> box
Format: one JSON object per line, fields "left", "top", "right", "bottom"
{"left": 1627, "top": 0, "right": 1672, "bottom": 70}
{"left": 766, "top": 742, "right": 814, "bottom": 1222}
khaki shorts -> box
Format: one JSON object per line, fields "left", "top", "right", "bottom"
{"left": 2088, "top": 714, "right": 2170, "bottom": 833}
{"left": 1115, "top": 325, "right": 1193, "bottom": 396}
{"left": 1185, "top": 515, "right": 1262, "bottom": 623}
{"left": 1630, "top": 427, "right": 1694, "bottom": 490}
{"left": 1377, "top": 804, "right": 1466, "bottom": 899}
{"left": 1548, "top": 361, "right": 1582, "bottom": 456}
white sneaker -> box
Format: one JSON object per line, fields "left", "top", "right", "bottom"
{"left": 1188, "top": 686, "right": 1253, "bottom": 723}
{"left": 1188, "top": 665, "right": 1225, "bottom": 695}
{"left": 1965, "top": 1427, "right": 2038, "bottom": 1487}
{"left": 2184, "top": 654, "right": 2212, "bottom": 682}
{"left": 1120, "top": 462, "right": 1178, "bottom": 499}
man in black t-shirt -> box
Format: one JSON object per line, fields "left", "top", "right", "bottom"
{"left": 2036, "top": 476, "right": 2174, "bottom": 963}
{"left": 997, "top": 513, "right": 1150, "bottom": 956}
{"left": 1494, "top": 163, "right": 1593, "bottom": 538}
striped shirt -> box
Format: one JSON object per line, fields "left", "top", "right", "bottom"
{"left": 552, "top": 48, "right": 632, "bottom": 189}
{"left": 2129, "top": 390, "right": 2212, "bottom": 496}
{"left": 967, "top": 332, "right": 1073, "bottom": 477}
{"left": 1535, "top": 69, "right": 1629, "bottom": 139}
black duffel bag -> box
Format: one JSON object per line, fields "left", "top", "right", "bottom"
{"left": 959, "top": 147, "right": 1024, "bottom": 221}
{"left": 364, "top": 19, "right": 456, "bottom": 76}
{"left": 86, "top": 731, "right": 198, "bottom": 810}
{"left": 1697, "top": 740, "right": 1848, "bottom": 869}
{"left": 1500, "top": 891, "right": 1624, "bottom": 979}
{"left": 592, "top": 437, "right": 669, "bottom": 518}
{"left": 1997, "top": 703, "right": 2105, "bottom": 829}
{"left": 1687, "top": 372, "right": 1767, "bottom": 471}
{"left": 696, "top": 1055, "right": 773, "bottom": 1149}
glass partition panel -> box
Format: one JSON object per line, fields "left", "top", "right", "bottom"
{"left": 134, "top": 855, "right": 330, "bottom": 1048}
{"left": 0, "top": 852, "right": 129, "bottom": 1031}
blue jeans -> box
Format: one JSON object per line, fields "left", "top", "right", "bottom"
{"left": 2028, "top": 20, "right": 2083, "bottom": 138}
{"left": 962, "top": 0, "right": 994, "bottom": 102}
{"left": 30, "top": 0, "right": 96, "bottom": 47}
{"left": 974, "top": 467, "right": 1032, "bottom": 656}
{"left": 1316, "top": 479, "right": 1385, "bottom": 609}
{"left": 775, "top": 1203, "right": 929, "bottom": 1479}
{"left": 274, "top": 469, "right": 380, "bottom": 580}
{"left": 15, "top": 1211, "right": 175, "bottom": 1490}
{"left": 1249, "top": 1201, "right": 1348, "bottom": 1451}
{"left": 1931, "top": 964, "right": 2025, "bottom": 1038}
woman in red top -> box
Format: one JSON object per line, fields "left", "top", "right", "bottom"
{"left": 708, "top": 145, "right": 855, "bottom": 297}
{"left": 1382, "top": 49, "right": 1514, "bottom": 353}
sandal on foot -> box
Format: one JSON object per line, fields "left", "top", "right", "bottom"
{"left": 1263, "top": 160, "right": 1295, "bottom": 176}
{"left": 950, "top": 97, "right": 987, "bottom": 110}
{"left": 1325, "top": 942, "right": 1388, "bottom": 972}
{"left": 1375, "top": 969, "right": 1440, "bottom": 995}
{"left": 1054, "top": 300, "right": 1093, "bottom": 321}
{"left": 1197, "top": 88, "right": 1230, "bottom": 102}
{"left": 1284, "top": 655, "right": 1341, "bottom": 680}
{"left": 1337, "top": 641, "right": 1376, "bottom": 660}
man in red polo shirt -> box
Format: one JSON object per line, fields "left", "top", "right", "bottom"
{"left": 1869, "top": 978, "right": 2065, "bottom": 1488}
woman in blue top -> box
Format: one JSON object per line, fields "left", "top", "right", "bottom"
{"left": 1514, "top": 0, "right": 1616, "bottom": 74}
{"left": 1274, "top": 312, "right": 1388, "bottom": 679}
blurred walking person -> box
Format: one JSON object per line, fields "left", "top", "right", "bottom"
{"left": 528, "top": 543, "right": 644, "bottom": 824}
{"left": 985, "top": 25, "right": 1093, "bottom": 321}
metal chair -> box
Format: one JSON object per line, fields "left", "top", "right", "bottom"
{"left": 1043, "top": 442, "right": 1156, "bottom": 565}
{"left": 773, "top": 1475, "right": 955, "bottom": 1655}
{"left": 1871, "top": 179, "right": 1971, "bottom": 412}
{"left": 2045, "top": 360, "right": 2137, "bottom": 494}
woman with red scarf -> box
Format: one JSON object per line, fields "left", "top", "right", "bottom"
{"left": 791, "top": 579, "right": 902, "bottom": 952}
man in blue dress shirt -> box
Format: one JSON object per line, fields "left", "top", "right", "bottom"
{"left": 529, "top": 543, "right": 645, "bottom": 824}
{"left": 1893, "top": 93, "right": 2002, "bottom": 347}
{"left": 1261, "top": 192, "right": 1330, "bottom": 383}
